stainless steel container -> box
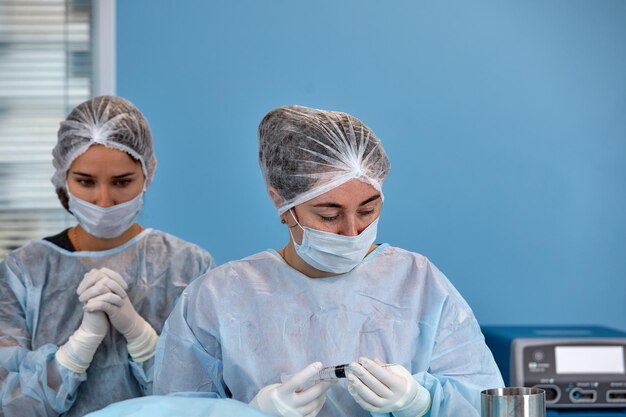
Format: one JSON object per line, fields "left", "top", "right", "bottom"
{"left": 481, "top": 387, "right": 546, "bottom": 417}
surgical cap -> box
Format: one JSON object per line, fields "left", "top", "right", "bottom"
{"left": 51, "top": 96, "right": 156, "bottom": 194}
{"left": 258, "top": 105, "right": 390, "bottom": 214}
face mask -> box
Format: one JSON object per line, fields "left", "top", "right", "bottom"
{"left": 67, "top": 189, "right": 144, "bottom": 239}
{"left": 289, "top": 209, "right": 379, "bottom": 274}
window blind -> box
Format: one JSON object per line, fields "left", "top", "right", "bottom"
{"left": 0, "top": 0, "right": 93, "bottom": 259}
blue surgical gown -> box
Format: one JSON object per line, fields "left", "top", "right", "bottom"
{"left": 0, "top": 228, "right": 215, "bottom": 417}
{"left": 154, "top": 244, "right": 504, "bottom": 417}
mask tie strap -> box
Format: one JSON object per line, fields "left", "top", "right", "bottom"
{"left": 288, "top": 209, "right": 304, "bottom": 230}
{"left": 287, "top": 209, "right": 305, "bottom": 246}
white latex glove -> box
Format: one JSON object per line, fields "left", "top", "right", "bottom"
{"left": 79, "top": 309, "right": 109, "bottom": 337}
{"left": 55, "top": 271, "right": 113, "bottom": 373}
{"left": 347, "top": 357, "right": 431, "bottom": 417}
{"left": 83, "top": 268, "right": 158, "bottom": 362}
{"left": 249, "top": 362, "right": 334, "bottom": 417}
{"left": 55, "top": 310, "right": 110, "bottom": 373}
{"left": 77, "top": 267, "right": 128, "bottom": 302}
{"left": 81, "top": 268, "right": 142, "bottom": 338}
{"left": 76, "top": 268, "right": 125, "bottom": 336}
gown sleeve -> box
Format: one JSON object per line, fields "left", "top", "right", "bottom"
{"left": 128, "top": 358, "right": 154, "bottom": 396}
{"left": 0, "top": 256, "right": 85, "bottom": 417}
{"left": 152, "top": 280, "right": 227, "bottom": 398}
{"left": 402, "top": 262, "right": 505, "bottom": 417}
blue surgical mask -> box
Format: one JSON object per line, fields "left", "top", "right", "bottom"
{"left": 289, "top": 209, "right": 379, "bottom": 274}
{"left": 67, "top": 189, "right": 144, "bottom": 239}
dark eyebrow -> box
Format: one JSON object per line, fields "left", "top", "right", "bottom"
{"left": 359, "top": 194, "right": 381, "bottom": 206}
{"left": 312, "top": 193, "right": 381, "bottom": 209}
{"left": 69, "top": 171, "right": 138, "bottom": 179}
{"left": 70, "top": 171, "right": 94, "bottom": 178}
{"left": 112, "top": 172, "right": 138, "bottom": 180}
{"left": 312, "top": 202, "right": 343, "bottom": 209}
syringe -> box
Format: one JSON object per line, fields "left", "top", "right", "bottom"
{"left": 314, "top": 363, "right": 396, "bottom": 383}
{"left": 317, "top": 364, "right": 350, "bottom": 381}
{"left": 281, "top": 363, "right": 397, "bottom": 387}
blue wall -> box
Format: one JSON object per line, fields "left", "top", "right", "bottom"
{"left": 117, "top": 1, "right": 626, "bottom": 331}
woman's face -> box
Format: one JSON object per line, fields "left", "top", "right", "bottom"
{"left": 66, "top": 144, "right": 145, "bottom": 207}
{"left": 283, "top": 179, "right": 382, "bottom": 242}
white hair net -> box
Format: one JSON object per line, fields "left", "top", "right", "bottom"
{"left": 51, "top": 96, "right": 156, "bottom": 199}
{"left": 258, "top": 105, "right": 390, "bottom": 214}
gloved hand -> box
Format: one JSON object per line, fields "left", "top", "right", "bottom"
{"left": 249, "top": 362, "right": 334, "bottom": 417}
{"left": 80, "top": 268, "right": 143, "bottom": 338}
{"left": 347, "top": 357, "right": 431, "bottom": 417}
{"left": 77, "top": 267, "right": 128, "bottom": 302}
{"left": 76, "top": 268, "right": 121, "bottom": 338}
{"left": 79, "top": 309, "right": 109, "bottom": 337}
{"left": 82, "top": 268, "right": 158, "bottom": 362}
{"left": 55, "top": 271, "right": 113, "bottom": 373}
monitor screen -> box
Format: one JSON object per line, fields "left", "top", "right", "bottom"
{"left": 555, "top": 346, "right": 625, "bottom": 374}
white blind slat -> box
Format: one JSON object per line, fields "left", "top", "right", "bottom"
{"left": 0, "top": 0, "right": 93, "bottom": 260}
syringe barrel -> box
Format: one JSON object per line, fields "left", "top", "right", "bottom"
{"left": 317, "top": 364, "right": 349, "bottom": 381}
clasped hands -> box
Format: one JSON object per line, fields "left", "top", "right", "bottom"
{"left": 251, "top": 358, "right": 430, "bottom": 417}
{"left": 56, "top": 268, "right": 156, "bottom": 373}
{"left": 76, "top": 267, "right": 145, "bottom": 340}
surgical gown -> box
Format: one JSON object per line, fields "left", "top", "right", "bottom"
{"left": 154, "top": 244, "right": 504, "bottom": 417}
{"left": 0, "top": 228, "right": 215, "bottom": 417}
